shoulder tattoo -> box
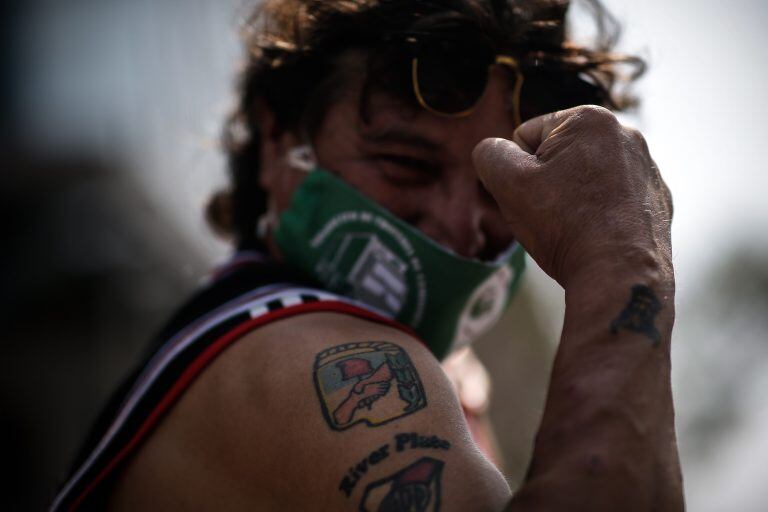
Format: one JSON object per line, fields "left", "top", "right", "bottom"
{"left": 339, "top": 432, "right": 451, "bottom": 498}
{"left": 359, "top": 457, "right": 444, "bottom": 511}
{"left": 313, "top": 341, "right": 427, "bottom": 430}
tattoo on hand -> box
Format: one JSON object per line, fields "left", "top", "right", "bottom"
{"left": 359, "top": 457, "right": 444, "bottom": 512}
{"left": 314, "top": 342, "right": 427, "bottom": 430}
{"left": 610, "top": 284, "right": 662, "bottom": 345}
{"left": 339, "top": 432, "right": 451, "bottom": 497}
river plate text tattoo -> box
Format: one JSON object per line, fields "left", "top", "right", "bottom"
{"left": 611, "top": 284, "right": 662, "bottom": 345}
{"left": 339, "top": 432, "right": 451, "bottom": 497}
{"left": 314, "top": 342, "right": 427, "bottom": 430}
{"left": 359, "top": 457, "right": 444, "bottom": 512}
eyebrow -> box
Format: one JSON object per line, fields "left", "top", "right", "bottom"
{"left": 360, "top": 127, "right": 443, "bottom": 153}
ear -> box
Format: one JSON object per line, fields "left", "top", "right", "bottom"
{"left": 257, "top": 103, "right": 301, "bottom": 190}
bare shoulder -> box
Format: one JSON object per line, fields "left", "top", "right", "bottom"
{"left": 110, "top": 312, "right": 511, "bottom": 511}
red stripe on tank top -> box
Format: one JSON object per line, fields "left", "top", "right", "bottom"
{"left": 67, "top": 301, "right": 419, "bottom": 511}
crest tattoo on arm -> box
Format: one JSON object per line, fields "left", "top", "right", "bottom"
{"left": 313, "top": 342, "right": 427, "bottom": 430}
{"left": 359, "top": 457, "right": 444, "bottom": 512}
{"left": 610, "top": 284, "right": 662, "bottom": 345}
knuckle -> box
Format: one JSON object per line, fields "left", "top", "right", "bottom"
{"left": 472, "top": 138, "right": 503, "bottom": 179}
{"left": 662, "top": 182, "right": 674, "bottom": 218}
{"left": 574, "top": 105, "right": 619, "bottom": 127}
{"left": 625, "top": 126, "right": 644, "bottom": 142}
{"left": 624, "top": 126, "right": 649, "bottom": 151}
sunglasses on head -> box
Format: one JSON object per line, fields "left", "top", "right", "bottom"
{"left": 402, "top": 31, "right": 524, "bottom": 126}
{"left": 398, "top": 25, "right": 611, "bottom": 128}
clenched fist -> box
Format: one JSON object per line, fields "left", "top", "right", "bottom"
{"left": 473, "top": 105, "right": 673, "bottom": 289}
{"left": 477, "top": 107, "right": 683, "bottom": 512}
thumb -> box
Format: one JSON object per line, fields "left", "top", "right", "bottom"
{"left": 472, "top": 137, "right": 538, "bottom": 197}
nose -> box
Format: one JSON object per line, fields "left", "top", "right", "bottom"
{"left": 416, "top": 172, "right": 489, "bottom": 259}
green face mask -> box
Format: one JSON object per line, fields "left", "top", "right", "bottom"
{"left": 273, "top": 161, "right": 526, "bottom": 360}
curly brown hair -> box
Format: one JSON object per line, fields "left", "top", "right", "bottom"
{"left": 207, "top": 0, "right": 645, "bottom": 248}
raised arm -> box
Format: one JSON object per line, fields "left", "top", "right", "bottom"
{"left": 474, "top": 106, "right": 683, "bottom": 511}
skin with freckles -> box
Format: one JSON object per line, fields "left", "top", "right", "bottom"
{"left": 473, "top": 105, "right": 673, "bottom": 288}
{"left": 471, "top": 105, "right": 682, "bottom": 511}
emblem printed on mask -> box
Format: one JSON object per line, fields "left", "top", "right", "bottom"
{"left": 452, "top": 265, "right": 513, "bottom": 351}
{"left": 318, "top": 233, "right": 411, "bottom": 317}
{"left": 313, "top": 341, "right": 427, "bottom": 430}
{"left": 275, "top": 168, "right": 527, "bottom": 359}
{"left": 359, "top": 457, "right": 444, "bottom": 512}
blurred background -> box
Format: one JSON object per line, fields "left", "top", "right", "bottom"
{"left": 2, "top": 0, "right": 766, "bottom": 510}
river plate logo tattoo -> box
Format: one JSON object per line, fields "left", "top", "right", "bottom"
{"left": 314, "top": 342, "right": 427, "bottom": 430}
{"left": 359, "top": 457, "right": 444, "bottom": 512}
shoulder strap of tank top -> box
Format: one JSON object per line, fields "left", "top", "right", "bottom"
{"left": 50, "top": 282, "right": 417, "bottom": 511}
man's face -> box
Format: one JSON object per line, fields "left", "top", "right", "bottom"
{"left": 261, "top": 62, "right": 518, "bottom": 261}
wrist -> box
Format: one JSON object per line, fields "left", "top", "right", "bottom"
{"left": 555, "top": 245, "right": 676, "bottom": 368}
{"left": 561, "top": 258, "right": 675, "bottom": 357}
{"left": 563, "top": 245, "right": 674, "bottom": 301}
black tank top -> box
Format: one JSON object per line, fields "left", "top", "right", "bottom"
{"left": 50, "top": 251, "right": 413, "bottom": 511}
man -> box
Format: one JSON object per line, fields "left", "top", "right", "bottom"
{"left": 52, "top": 0, "right": 683, "bottom": 510}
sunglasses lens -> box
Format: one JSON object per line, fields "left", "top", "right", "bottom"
{"left": 519, "top": 68, "right": 606, "bottom": 121}
{"left": 415, "top": 43, "right": 493, "bottom": 115}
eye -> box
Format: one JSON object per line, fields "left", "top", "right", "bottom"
{"left": 371, "top": 154, "right": 440, "bottom": 185}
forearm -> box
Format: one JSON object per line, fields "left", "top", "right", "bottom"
{"left": 507, "top": 257, "right": 683, "bottom": 511}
